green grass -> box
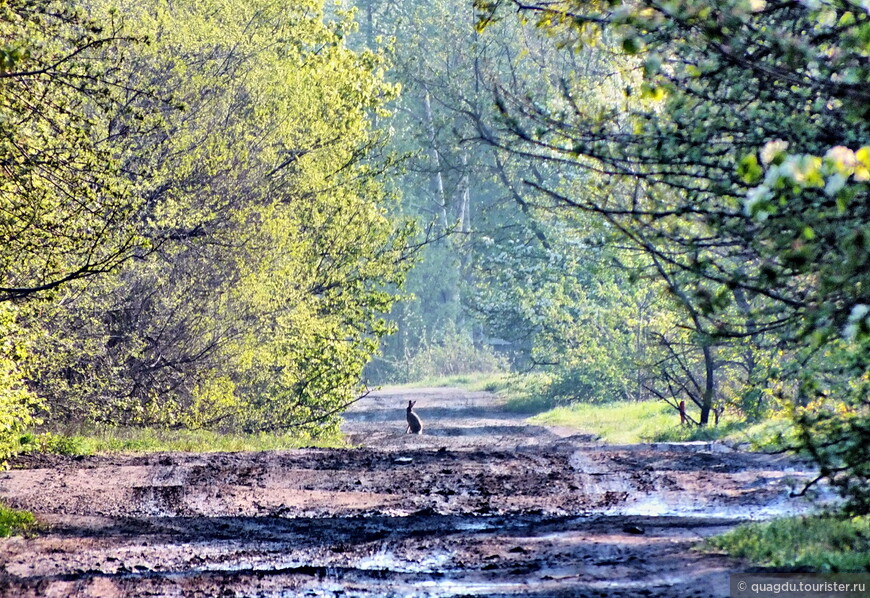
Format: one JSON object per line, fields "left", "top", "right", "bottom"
{"left": 707, "top": 515, "right": 870, "bottom": 572}
{"left": 529, "top": 400, "right": 677, "bottom": 443}
{"left": 498, "top": 373, "right": 558, "bottom": 413}
{"left": 0, "top": 503, "right": 37, "bottom": 537}
{"left": 16, "top": 426, "right": 345, "bottom": 457}
{"left": 526, "top": 399, "right": 791, "bottom": 446}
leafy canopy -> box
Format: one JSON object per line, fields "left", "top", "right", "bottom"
{"left": 475, "top": 0, "right": 870, "bottom": 512}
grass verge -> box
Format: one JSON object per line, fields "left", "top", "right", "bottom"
{"left": 0, "top": 503, "right": 36, "bottom": 537}
{"left": 529, "top": 400, "right": 674, "bottom": 443}
{"left": 706, "top": 515, "right": 870, "bottom": 572}
{"left": 16, "top": 427, "right": 345, "bottom": 457}
{"left": 526, "top": 399, "right": 791, "bottom": 447}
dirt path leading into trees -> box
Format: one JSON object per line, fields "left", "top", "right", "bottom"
{"left": 0, "top": 387, "right": 823, "bottom": 597}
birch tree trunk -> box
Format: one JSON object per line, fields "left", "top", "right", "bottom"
{"left": 422, "top": 89, "right": 448, "bottom": 230}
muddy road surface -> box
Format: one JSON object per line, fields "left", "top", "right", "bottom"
{"left": 0, "top": 387, "right": 823, "bottom": 597}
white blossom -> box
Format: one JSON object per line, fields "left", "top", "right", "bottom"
{"left": 744, "top": 185, "right": 773, "bottom": 220}
{"left": 779, "top": 155, "right": 802, "bottom": 182}
{"left": 844, "top": 304, "right": 870, "bottom": 341}
{"left": 760, "top": 139, "right": 789, "bottom": 165}
{"left": 825, "top": 145, "right": 857, "bottom": 173}
{"left": 824, "top": 172, "right": 846, "bottom": 196}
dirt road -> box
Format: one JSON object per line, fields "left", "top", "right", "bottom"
{"left": 0, "top": 387, "right": 823, "bottom": 597}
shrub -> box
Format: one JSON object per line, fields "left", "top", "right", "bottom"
{"left": 0, "top": 503, "right": 37, "bottom": 537}
{"left": 0, "top": 306, "right": 42, "bottom": 464}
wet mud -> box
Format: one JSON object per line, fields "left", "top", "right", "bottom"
{"left": 0, "top": 387, "right": 825, "bottom": 597}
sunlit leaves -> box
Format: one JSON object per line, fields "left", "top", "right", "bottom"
{"left": 744, "top": 145, "right": 870, "bottom": 222}
{"left": 2, "top": 0, "right": 412, "bottom": 435}
{"left": 738, "top": 154, "right": 763, "bottom": 184}
{"left": 0, "top": 0, "right": 150, "bottom": 300}
{"left": 0, "top": 305, "right": 42, "bottom": 463}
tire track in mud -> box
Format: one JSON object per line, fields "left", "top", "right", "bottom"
{"left": 0, "top": 387, "right": 825, "bottom": 597}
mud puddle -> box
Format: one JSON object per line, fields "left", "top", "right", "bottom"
{"left": 0, "top": 387, "right": 825, "bottom": 597}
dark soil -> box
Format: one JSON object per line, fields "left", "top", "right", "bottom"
{"left": 0, "top": 387, "right": 823, "bottom": 597}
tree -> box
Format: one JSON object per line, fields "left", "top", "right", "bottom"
{"left": 0, "top": 0, "right": 170, "bottom": 449}
{"left": 11, "top": 0, "right": 412, "bottom": 435}
{"left": 0, "top": 0, "right": 159, "bottom": 301}
{"left": 350, "top": 0, "right": 487, "bottom": 379}
{"left": 352, "top": 0, "right": 623, "bottom": 383}
{"left": 475, "top": 0, "right": 870, "bottom": 512}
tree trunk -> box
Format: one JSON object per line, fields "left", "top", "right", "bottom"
{"left": 422, "top": 90, "right": 448, "bottom": 230}
{"left": 650, "top": 255, "right": 717, "bottom": 426}
{"left": 457, "top": 151, "right": 470, "bottom": 233}
{"left": 700, "top": 344, "right": 714, "bottom": 425}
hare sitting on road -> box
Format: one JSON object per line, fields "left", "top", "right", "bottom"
{"left": 405, "top": 400, "right": 423, "bottom": 434}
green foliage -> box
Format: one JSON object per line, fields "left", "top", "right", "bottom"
{"left": 347, "top": 0, "right": 481, "bottom": 373}
{"left": 475, "top": 221, "right": 619, "bottom": 401}
{"left": 530, "top": 400, "right": 678, "bottom": 443}
{"left": 0, "top": 305, "right": 41, "bottom": 464}
{"left": 527, "top": 394, "right": 790, "bottom": 446}
{"left": 487, "top": 373, "right": 557, "bottom": 414}
{"left": 2, "top": 0, "right": 412, "bottom": 437}
{"left": 0, "top": 503, "right": 37, "bottom": 538}
{"left": 404, "top": 340, "right": 504, "bottom": 381}
{"left": 350, "top": 0, "right": 691, "bottom": 411}
{"left": 787, "top": 337, "right": 870, "bottom": 516}
{"left": 0, "top": 0, "right": 155, "bottom": 301}
{"left": 708, "top": 515, "right": 870, "bottom": 573}
{"left": 427, "top": 372, "right": 510, "bottom": 392}
{"left": 475, "top": 0, "right": 870, "bottom": 512}
{"left": 16, "top": 432, "right": 86, "bottom": 456}
{"left": 368, "top": 351, "right": 506, "bottom": 386}
{"left": 350, "top": 0, "right": 599, "bottom": 381}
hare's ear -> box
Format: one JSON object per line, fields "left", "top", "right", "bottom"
{"left": 409, "top": 400, "right": 416, "bottom": 408}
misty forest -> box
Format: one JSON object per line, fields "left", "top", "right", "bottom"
{"left": 2, "top": 0, "right": 870, "bottom": 576}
